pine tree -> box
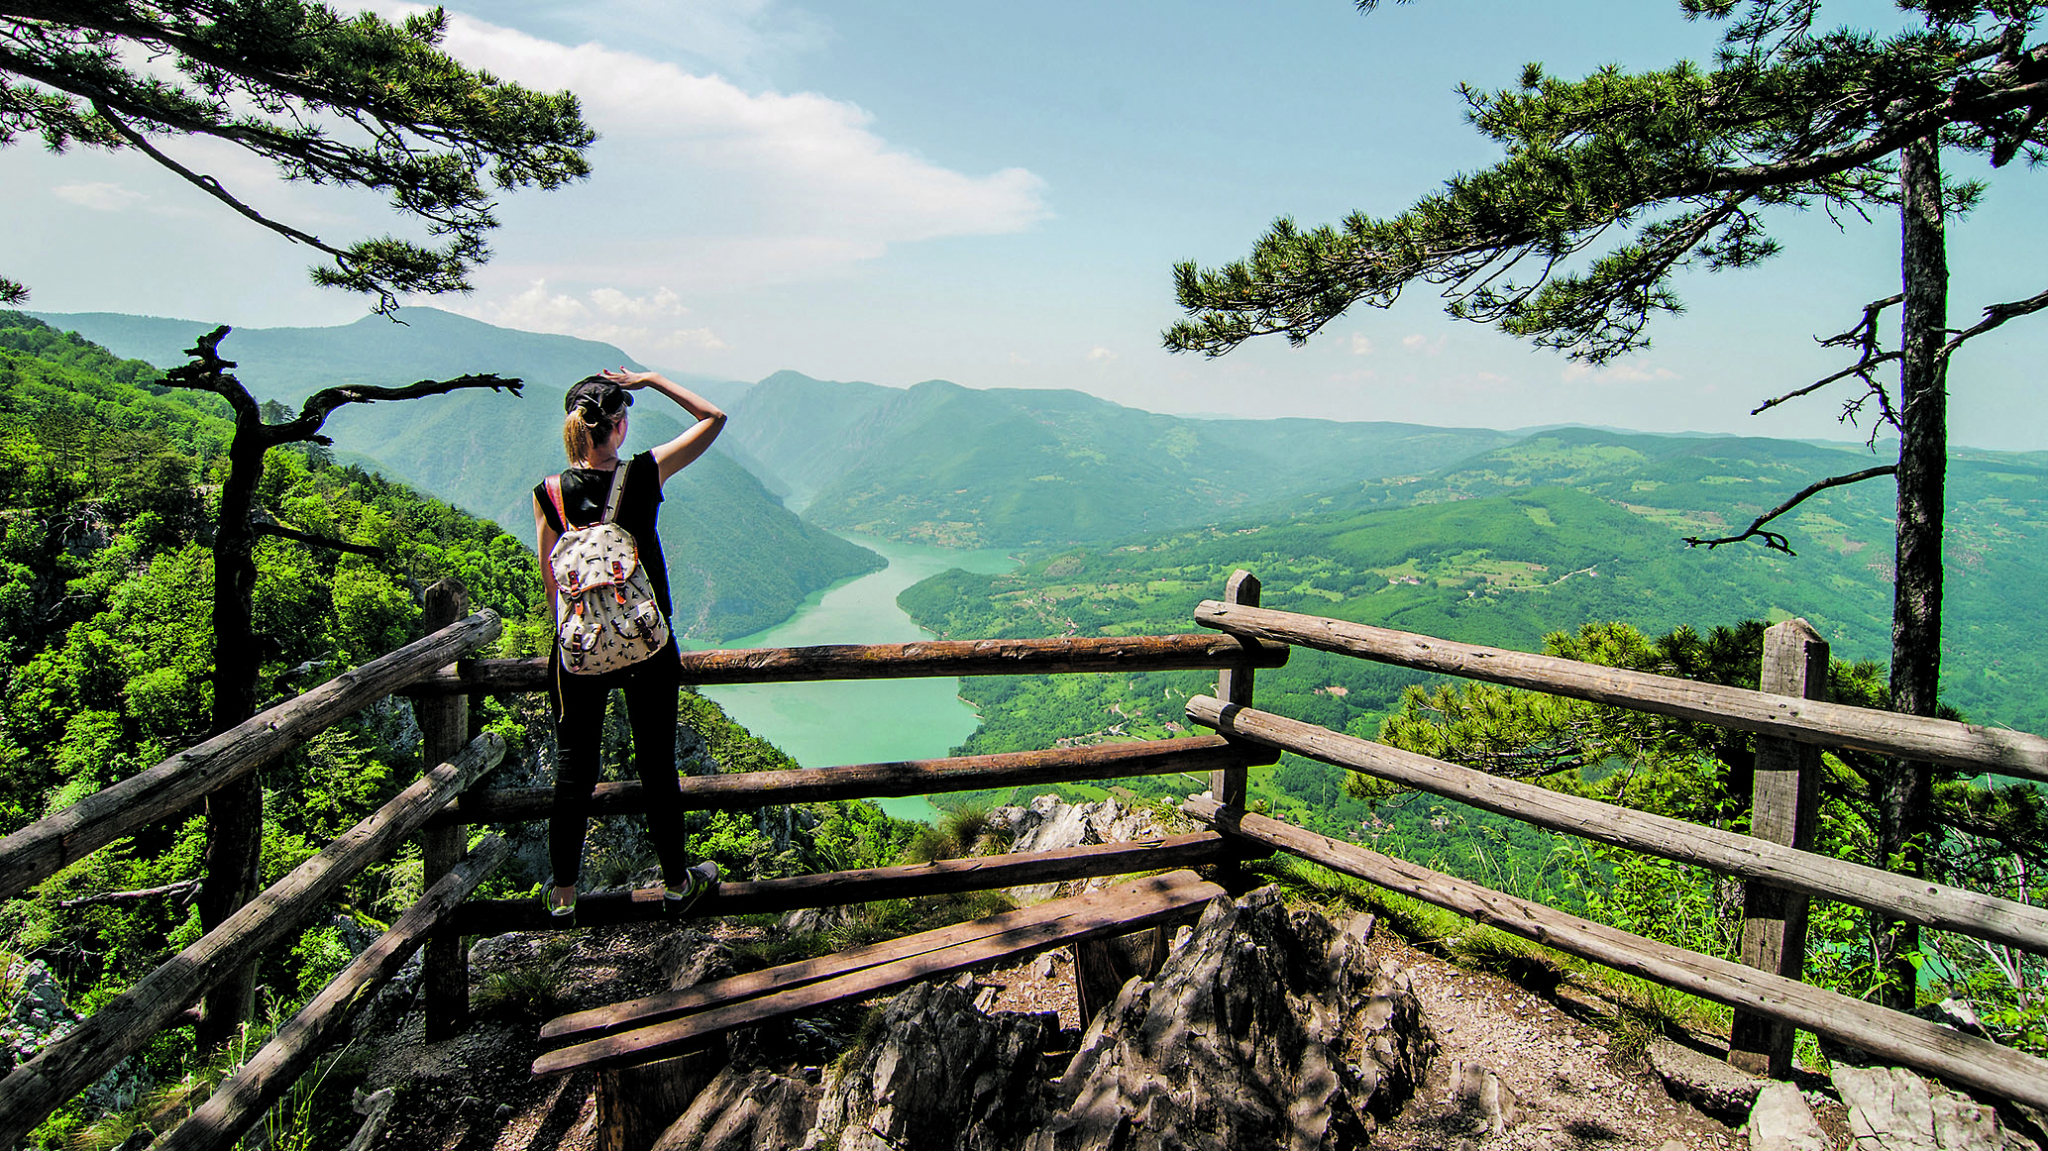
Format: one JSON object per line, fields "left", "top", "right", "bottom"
{"left": 1166, "top": 0, "right": 2048, "bottom": 1009}
{"left": 0, "top": 1, "right": 595, "bottom": 312}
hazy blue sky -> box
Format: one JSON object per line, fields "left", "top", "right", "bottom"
{"left": 8, "top": 1, "right": 2046, "bottom": 448}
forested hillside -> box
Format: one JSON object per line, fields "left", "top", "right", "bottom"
{"left": 0, "top": 314, "right": 918, "bottom": 1145}
{"left": 34, "top": 311, "right": 882, "bottom": 640}
{"left": 728, "top": 370, "right": 1516, "bottom": 546}
{"left": 899, "top": 427, "right": 2048, "bottom": 834}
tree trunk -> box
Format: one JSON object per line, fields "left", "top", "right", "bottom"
{"left": 1877, "top": 134, "right": 1949, "bottom": 1010}
{"left": 196, "top": 425, "right": 269, "bottom": 1052}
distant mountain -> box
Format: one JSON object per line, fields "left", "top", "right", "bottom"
{"left": 36, "top": 309, "right": 877, "bottom": 639}
{"left": 728, "top": 371, "right": 1519, "bottom": 546}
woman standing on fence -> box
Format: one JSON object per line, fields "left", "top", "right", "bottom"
{"left": 533, "top": 369, "right": 726, "bottom": 918}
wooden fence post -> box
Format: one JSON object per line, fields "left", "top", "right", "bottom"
{"left": 1729, "top": 618, "right": 1827, "bottom": 1078}
{"left": 420, "top": 579, "right": 471, "bottom": 1041}
{"left": 1208, "top": 570, "right": 1261, "bottom": 809}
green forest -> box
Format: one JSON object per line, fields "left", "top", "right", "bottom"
{"left": 0, "top": 315, "right": 925, "bottom": 1147}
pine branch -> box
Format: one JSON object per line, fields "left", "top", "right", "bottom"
{"left": 1681, "top": 464, "right": 1896, "bottom": 553}
{"left": 93, "top": 101, "right": 347, "bottom": 259}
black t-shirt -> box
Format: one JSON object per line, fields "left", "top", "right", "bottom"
{"left": 534, "top": 451, "right": 673, "bottom": 620}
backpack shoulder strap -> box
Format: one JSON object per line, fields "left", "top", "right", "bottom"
{"left": 599, "top": 461, "right": 630, "bottom": 526}
{"left": 543, "top": 474, "right": 569, "bottom": 531}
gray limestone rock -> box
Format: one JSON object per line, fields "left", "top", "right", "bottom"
{"left": 1834, "top": 1064, "right": 1940, "bottom": 1151}
{"left": 1648, "top": 1036, "right": 1767, "bottom": 1122}
{"left": 800, "top": 981, "right": 1061, "bottom": 1151}
{"left": 1026, "top": 887, "right": 1433, "bottom": 1151}
{"left": 1833, "top": 1063, "right": 2013, "bottom": 1151}
{"left": 656, "top": 1066, "right": 821, "bottom": 1151}
{"left": 1449, "top": 1059, "right": 1521, "bottom": 1137}
{"left": 1748, "top": 1081, "right": 1831, "bottom": 1151}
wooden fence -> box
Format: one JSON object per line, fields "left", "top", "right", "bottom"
{"left": 0, "top": 575, "right": 1281, "bottom": 1149}
{"left": 4, "top": 565, "right": 2047, "bottom": 1147}
{"left": 1183, "top": 594, "right": 2048, "bottom": 1107}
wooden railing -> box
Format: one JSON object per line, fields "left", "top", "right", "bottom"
{"left": 1183, "top": 596, "right": 2048, "bottom": 1110}
{"left": 10, "top": 563, "right": 2047, "bottom": 1146}
{"left": 0, "top": 575, "right": 1282, "bottom": 1150}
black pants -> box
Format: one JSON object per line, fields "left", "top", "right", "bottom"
{"left": 549, "top": 637, "right": 689, "bottom": 886}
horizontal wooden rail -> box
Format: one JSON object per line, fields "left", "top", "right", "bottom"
{"left": 0, "top": 611, "right": 502, "bottom": 900}
{"left": 1196, "top": 600, "right": 2048, "bottom": 781}
{"left": 534, "top": 871, "right": 1223, "bottom": 1077}
{"left": 153, "top": 836, "right": 511, "bottom": 1151}
{"left": 401, "top": 633, "right": 1288, "bottom": 696}
{"left": 452, "top": 830, "right": 1253, "bottom": 934}
{"left": 1185, "top": 798, "right": 2048, "bottom": 1112}
{"left": 541, "top": 877, "right": 1176, "bottom": 1046}
{"left": 430, "top": 736, "right": 1273, "bottom": 827}
{"left": 0, "top": 733, "right": 507, "bottom": 1147}
{"left": 1186, "top": 696, "right": 2048, "bottom": 956}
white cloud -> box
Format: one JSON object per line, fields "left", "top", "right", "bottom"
{"left": 1562, "top": 360, "right": 1680, "bottom": 384}
{"left": 53, "top": 183, "right": 147, "bottom": 212}
{"left": 428, "top": 12, "right": 1047, "bottom": 250}
{"left": 1400, "top": 333, "right": 1446, "bottom": 355}
{"left": 1087, "top": 347, "right": 1119, "bottom": 364}
{"left": 1349, "top": 333, "right": 1374, "bottom": 356}
{"left": 451, "top": 280, "right": 728, "bottom": 355}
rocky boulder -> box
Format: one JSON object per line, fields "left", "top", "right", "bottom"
{"left": 1027, "top": 888, "right": 1431, "bottom": 1151}
{"left": 656, "top": 887, "right": 1432, "bottom": 1151}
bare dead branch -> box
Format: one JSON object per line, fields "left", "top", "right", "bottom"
{"left": 1752, "top": 294, "right": 1904, "bottom": 417}
{"left": 53, "top": 878, "right": 200, "bottom": 910}
{"left": 1683, "top": 464, "right": 1898, "bottom": 554}
{"left": 158, "top": 326, "right": 262, "bottom": 426}
{"left": 251, "top": 515, "right": 385, "bottom": 559}
{"left": 288, "top": 374, "right": 523, "bottom": 440}
{"left": 1939, "top": 287, "right": 2048, "bottom": 366}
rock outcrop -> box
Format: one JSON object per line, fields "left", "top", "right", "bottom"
{"left": 1027, "top": 889, "right": 1430, "bottom": 1151}
{"left": 660, "top": 887, "right": 1433, "bottom": 1151}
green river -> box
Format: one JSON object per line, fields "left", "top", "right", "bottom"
{"left": 691, "top": 536, "right": 1018, "bottom": 822}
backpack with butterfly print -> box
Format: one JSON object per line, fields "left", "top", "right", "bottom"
{"left": 543, "top": 466, "right": 670, "bottom": 674}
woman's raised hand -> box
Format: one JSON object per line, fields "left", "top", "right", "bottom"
{"left": 600, "top": 367, "right": 659, "bottom": 389}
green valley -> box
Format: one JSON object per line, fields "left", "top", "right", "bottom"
{"left": 898, "top": 429, "right": 2048, "bottom": 841}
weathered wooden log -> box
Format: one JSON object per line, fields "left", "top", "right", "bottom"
{"left": 1730, "top": 619, "right": 1827, "bottom": 1078}
{"left": 418, "top": 581, "right": 472, "bottom": 1042}
{"left": 1185, "top": 695, "right": 2048, "bottom": 956}
{"left": 1185, "top": 798, "right": 2048, "bottom": 1112}
{"left": 151, "top": 835, "right": 511, "bottom": 1151}
{"left": 455, "top": 830, "right": 1249, "bottom": 934}
{"left": 400, "top": 632, "right": 1289, "bottom": 696}
{"left": 430, "top": 736, "right": 1269, "bottom": 827}
{"left": 1209, "top": 570, "right": 1261, "bottom": 808}
{"left": 0, "top": 733, "right": 506, "bottom": 1147}
{"left": 534, "top": 871, "right": 1224, "bottom": 1077}
{"left": 599, "top": 1049, "right": 720, "bottom": 1151}
{"left": 1195, "top": 600, "right": 2048, "bottom": 780}
{"left": 0, "top": 610, "right": 501, "bottom": 900}
{"left": 545, "top": 872, "right": 1200, "bottom": 1045}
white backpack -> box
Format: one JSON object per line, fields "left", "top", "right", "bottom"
{"left": 543, "top": 466, "right": 670, "bottom": 674}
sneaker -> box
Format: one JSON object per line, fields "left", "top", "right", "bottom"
{"left": 664, "top": 861, "right": 720, "bottom": 913}
{"left": 542, "top": 883, "right": 576, "bottom": 919}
